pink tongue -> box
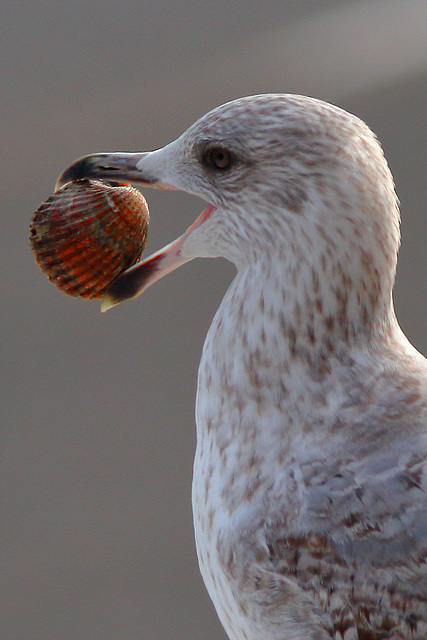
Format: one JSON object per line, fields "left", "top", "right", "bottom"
{"left": 101, "top": 205, "right": 215, "bottom": 311}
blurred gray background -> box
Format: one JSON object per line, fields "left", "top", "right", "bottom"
{"left": 2, "top": 1, "right": 427, "bottom": 639}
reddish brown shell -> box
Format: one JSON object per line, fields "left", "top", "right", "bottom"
{"left": 30, "top": 179, "right": 149, "bottom": 299}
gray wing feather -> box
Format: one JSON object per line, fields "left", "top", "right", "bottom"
{"left": 262, "top": 434, "right": 427, "bottom": 638}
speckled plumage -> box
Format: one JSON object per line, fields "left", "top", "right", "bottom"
{"left": 59, "top": 95, "right": 427, "bottom": 639}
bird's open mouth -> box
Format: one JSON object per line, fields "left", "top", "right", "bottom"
{"left": 101, "top": 204, "right": 216, "bottom": 312}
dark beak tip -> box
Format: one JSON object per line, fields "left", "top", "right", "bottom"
{"left": 55, "top": 155, "right": 98, "bottom": 190}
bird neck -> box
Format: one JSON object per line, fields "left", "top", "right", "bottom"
{"left": 194, "top": 240, "right": 418, "bottom": 521}
{"left": 225, "top": 241, "right": 398, "bottom": 360}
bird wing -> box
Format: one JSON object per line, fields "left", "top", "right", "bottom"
{"left": 260, "top": 440, "right": 427, "bottom": 639}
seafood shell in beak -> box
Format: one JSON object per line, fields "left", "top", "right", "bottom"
{"left": 30, "top": 179, "right": 149, "bottom": 299}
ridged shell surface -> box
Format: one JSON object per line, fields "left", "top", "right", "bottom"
{"left": 30, "top": 179, "right": 149, "bottom": 299}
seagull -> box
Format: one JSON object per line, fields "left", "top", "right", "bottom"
{"left": 57, "top": 94, "right": 427, "bottom": 639}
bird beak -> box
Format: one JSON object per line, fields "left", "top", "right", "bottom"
{"left": 55, "top": 151, "right": 215, "bottom": 311}
{"left": 55, "top": 151, "right": 176, "bottom": 191}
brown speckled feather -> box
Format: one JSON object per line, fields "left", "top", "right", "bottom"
{"left": 60, "top": 94, "right": 427, "bottom": 639}
{"left": 187, "top": 96, "right": 427, "bottom": 640}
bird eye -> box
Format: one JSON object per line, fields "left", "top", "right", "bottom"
{"left": 204, "top": 147, "right": 232, "bottom": 171}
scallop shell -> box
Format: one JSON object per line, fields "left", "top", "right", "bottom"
{"left": 30, "top": 179, "right": 149, "bottom": 299}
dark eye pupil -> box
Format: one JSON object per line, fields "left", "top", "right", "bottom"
{"left": 208, "top": 148, "right": 231, "bottom": 170}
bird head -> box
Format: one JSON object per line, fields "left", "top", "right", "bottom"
{"left": 56, "top": 94, "right": 400, "bottom": 313}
